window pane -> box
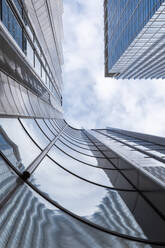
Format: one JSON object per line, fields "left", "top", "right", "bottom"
{"left": 54, "top": 142, "right": 114, "bottom": 168}
{"left": 60, "top": 134, "right": 98, "bottom": 150}
{"left": 35, "top": 119, "right": 55, "bottom": 140}
{"left": 23, "top": 13, "right": 33, "bottom": 40}
{"left": 58, "top": 136, "right": 104, "bottom": 157}
{"left": 0, "top": 159, "right": 152, "bottom": 248}
{"left": 24, "top": 34, "right": 34, "bottom": 67}
{"left": 20, "top": 118, "right": 50, "bottom": 149}
{"left": 19, "top": 85, "right": 34, "bottom": 116}
{"left": 13, "top": 0, "right": 22, "bottom": 16}
{"left": 32, "top": 156, "right": 151, "bottom": 240}
{"left": 34, "top": 39, "right": 41, "bottom": 55}
{"left": 44, "top": 119, "right": 59, "bottom": 136}
{"left": 35, "top": 54, "right": 41, "bottom": 77}
{"left": 48, "top": 145, "right": 124, "bottom": 187}
{"left": 41, "top": 66, "right": 46, "bottom": 84}
{"left": 0, "top": 118, "right": 41, "bottom": 170}
{"left": 55, "top": 139, "right": 106, "bottom": 163}
{"left": 2, "top": 0, "right": 23, "bottom": 49}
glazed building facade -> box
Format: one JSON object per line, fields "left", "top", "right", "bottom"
{"left": 104, "top": 0, "right": 165, "bottom": 79}
{"left": 0, "top": 0, "right": 165, "bottom": 248}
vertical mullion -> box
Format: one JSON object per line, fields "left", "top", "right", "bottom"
{"left": 0, "top": 0, "right": 2, "bottom": 21}
{"left": 22, "top": 123, "right": 68, "bottom": 178}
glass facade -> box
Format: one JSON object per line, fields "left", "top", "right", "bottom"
{"left": 0, "top": 0, "right": 61, "bottom": 101}
{"left": 104, "top": 0, "right": 165, "bottom": 79}
{"left": 0, "top": 0, "right": 165, "bottom": 247}
{"left": 2, "top": 0, "right": 22, "bottom": 48}
{"left": 0, "top": 118, "right": 164, "bottom": 246}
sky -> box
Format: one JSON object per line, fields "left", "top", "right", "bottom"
{"left": 62, "top": 0, "right": 165, "bottom": 137}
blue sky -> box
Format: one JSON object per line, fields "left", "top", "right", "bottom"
{"left": 62, "top": 0, "right": 165, "bottom": 136}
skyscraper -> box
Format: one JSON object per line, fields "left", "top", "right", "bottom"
{"left": 104, "top": 0, "right": 165, "bottom": 79}
{"left": 0, "top": 0, "right": 165, "bottom": 247}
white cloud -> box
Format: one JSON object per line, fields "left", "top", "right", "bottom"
{"left": 62, "top": 0, "right": 165, "bottom": 137}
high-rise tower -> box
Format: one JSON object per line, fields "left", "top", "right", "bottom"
{"left": 104, "top": 0, "right": 165, "bottom": 79}
{"left": 0, "top": 0, "right": 165, "bottom": 247}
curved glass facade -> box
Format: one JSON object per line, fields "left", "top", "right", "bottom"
{"left": 0, "top": 0, "right": 165, "bottom": 247}
{"left": 0, "top": 118, "right": 164, "bottom": 247}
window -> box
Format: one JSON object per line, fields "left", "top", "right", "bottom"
{"left": 35, "top": 53, "right": 41, "bottom": 77}
{"left": 41, "top": 55, "right": 46, "bottom": 67}
{"left": 23, "top": 13, "right": 33, "bottom": 40}
{"left": 41, "top": 66, "right": 46, "bottom": 84}
{"left": 13, "top": 0, "right": 22, "bottom": 16}
{"left": 47, "top": 74, "right": 50, "bottom": 88}
{"left": 23, "top": 34, "right": 34, "bottom": 67}
{"left": 2, "top": 0, "right": 22, "bottom": 49}
{"left": 34, "top": 38, "right": 41, "bottom": 55}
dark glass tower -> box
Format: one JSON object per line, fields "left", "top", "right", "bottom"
{"left": 0, "top": 0, "right": 165, "bottom": 247}
{"left": 104, "top": 0, "right": 165, "bottom": 79}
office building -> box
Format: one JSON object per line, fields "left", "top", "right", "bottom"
{"left": 104, "top": 0, "right": 165, "bottom": 79}
{"left": 0, "top": 0, "right": 165, "bottom": 247}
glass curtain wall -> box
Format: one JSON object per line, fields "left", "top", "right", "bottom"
{"left": 0, "top": 117, "right": 164, "bottom": 247}
{"left": 106, "top": 0, "right": 164, "bottom": 71}
{"left": 0, "top": 0, "right": 60, "bottom": 100}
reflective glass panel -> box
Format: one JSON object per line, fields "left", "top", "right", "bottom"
{"left": 19, "top": 85, "right": 34, "bottom": 116}
{"left": 32, "top": 156, "right": 151, "bottom": 239}
{"left": 2, "top": 0, "right": 23, "bottom": 49}
{"left": 60, "top": 134, "right": 99, "bottom": 150}
{"left": 0, "top": 156, "right": 152, "bottom": 248}
{"left": 55, "top": 140, "right": 106, "bottom": 165}
{"left": 44, "top": 119, "right": 59, "bottom": 136}
{"left": 52, "top": 144, "right": 115, "bottom": 168}
{"left": 48, "top": 146, "right": 133, "bottom": 189}
{"left": 58, "top": 137, "right": 104, "bottom": 157}
{"left": 13, "top": 0, "right": 22, "bottom": 16}
{"left": 35, "top": 119, "right": 55, "bottom": 140}
{"left": 24, "top": 35, "right": 34, "bottom": 67}
{"left": 60, "top": 132, "right": 95, "bottom": 146}
{"left": 41, "top": 66, "right": 46, "bottom": 84}
{"left": 35, "top": 54, "right": 41, "bottom": 77}
{"left": 0, "top": 118, "right": 41, "bottom": 170}
{"left": 20, "top": 119, "right": 50, "bottom": 149}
